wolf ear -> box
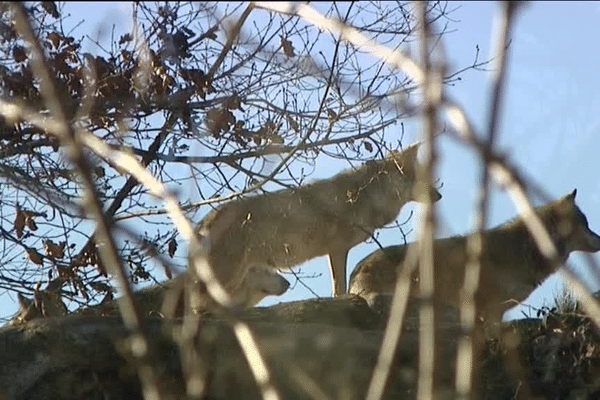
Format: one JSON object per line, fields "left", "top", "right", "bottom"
{"left": 402, "top": 142, "right": 421, "bottom": 161}
{"left": 566, "top": 189, "right": 577, "bottom": 202}
{"left": 387, "top": 142, "right": 421, "bottom": 161}
{"left": 17, "top": 292, "right": 32, "bottom": 310}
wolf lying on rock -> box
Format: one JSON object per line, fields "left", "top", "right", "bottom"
{"left": 8, "top": 266, "right": 290, "bottom": 326}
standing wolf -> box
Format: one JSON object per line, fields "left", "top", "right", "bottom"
{"left": 191, "top": 143, "right": 441, "bottom": 299}
{"left": 349, "top": 189, "right": 600, "bottom": 325}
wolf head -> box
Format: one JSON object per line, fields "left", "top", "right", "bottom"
{"left": 238, "top": 267, "right": 290, "bottom": 307}
{"left": 385, "top": 142, "right": 442, "bottom": 203}
{"left": 7, "top": 293, "right": 39, "bottom": 326}
{"left": 8, "top": 288, "right": 67, "bottom": 326}
{"left": 541, "top": 189, "right": 600, "bottom": 255}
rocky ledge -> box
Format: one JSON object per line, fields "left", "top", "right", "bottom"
{"left": 2, "top": 296, "right": 600, "bottom": 399}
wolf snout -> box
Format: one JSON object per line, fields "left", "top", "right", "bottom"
{"left": 584, "top": 226, "right": 600, "bottom": 252}
{"left": 277, "top": 275, "right": 291, "bottom": 295}
{"left": 432, "top": 187, "right": 442, "bottom": 202}
{"left": 412, "top": 182, "right": 442, "bottom": 203}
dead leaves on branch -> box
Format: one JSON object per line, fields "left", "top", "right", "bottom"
{"left": 0, "top": 62, "right": 38, "bottom": 102}
{"left": 24, "top": 240, "right": 65, "bottom": 267}
{"left": 167, "top": 237, "right": 178, "bottom": 258}
{"left": 0, "top": 5, "right": 223, "bottom": 133}
{"left": 0, "top": 4, "right": 295, "bottom": 155}
{"left": 40, "top": 2, "right": 59, "bottom": 19}
{"left": 206, "top": 108, "right": 236, "bottom": 137}
{"left": 204, "top": 94, "right": 284, "bottom": 147}
{"left": 26, "top": 248, "right": 44, "bottom": 265}
{"left": 158, "top": 29, "right": 193, "bottom": 61}
{"left": 73, "top": 241, "right": 106, "bottom": 276}
{"left": 178, "top": 68, "right": 214, "bottom": 99}
{"left": 44, "top": 239, "right": 66, "bottom": 260}
{"left": 12, "top": 45, "right": 26, "bottom": 63}
{"left": 281, "top": 36, "right": 295, "bottom": 57}
{"left": 118, "top": 33, "right": 133, "bottom": 46}
{"left": 14, "top": 205, "right": 38, "bottom": 239}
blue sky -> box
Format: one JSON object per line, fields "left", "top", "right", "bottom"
{"left": 4, "top": 2, "right": 600, "bottom": 321}
{"left": 269, "top": 1, "right": 600, "bottom": 318}
{"left": 435, "top": 2, "right": 600, "bottom": 318}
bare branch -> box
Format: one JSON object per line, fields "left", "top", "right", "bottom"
{"left": 457, "top": 2, "right": 519, "bottom": 398}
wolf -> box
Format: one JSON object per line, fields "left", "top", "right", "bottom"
{"left": 190, "top": 143, "right": 442, "bottom": 300}
{"left": 7, "top": 278, "right": 67, "bottom": 326}
{"left": 349, "top": 190, "right": 600, "bottom": 398}
{"left": 170, "top": 266, "right": 290, "bottom": 317}
{"left": 349, "top": 189, "right": 600, "bottom": 325}
{"left": 7, "top": 266, "right": 290, "bottom": 326}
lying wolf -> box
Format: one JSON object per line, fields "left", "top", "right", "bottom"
{"left": 7, "top": 278, "right": 67, "bottom": 326}
{"left": 348, "top": 189, "right": 600, "bottom": 325}
{"left": 191, "top": 143, "right": 442, "bottom": 299}
{"left": 7, "top": 267, "right": 289, "bottom": 326}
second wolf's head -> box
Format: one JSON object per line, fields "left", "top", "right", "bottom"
{"left": 533, "top": 189, "right": 600, "bottom": 257}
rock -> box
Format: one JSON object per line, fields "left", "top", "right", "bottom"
{"left": 2, "top": 296, "right": 600, "bottom": 399}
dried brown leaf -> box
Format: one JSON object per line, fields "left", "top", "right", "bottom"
{"left": 98, "top": 291, "right": 114, "bottom": 306}
{"left": 206, "top": 108, "right": 235, "bottom": 135}
{"left": 121, "top": 49, "right": 133, "bottom": 63}
{"left": 41, "top": 2, "right": 59, "bottom": 18}
{"left": 90, "top": 281, "right": 112, "bottom": 293}
{"left": 287, "top": 116, "right": 299, "bottom": 133}
{"left": 281, "top": 36, "right": 295, "bottom": 57}
{"left": 27, "top": 248, "right": 44, "bottom": 265}
{"left": 44, "top": 240, "right": 65, "bottom": 259}
{"left": 118, "top": 33, "right": 133, "bottom": 45}
{"left": 46, "top": 32, "right": 60, "bottom": 48}
{"left": 94, "top": 166, "right": 105, "bottom": 177}
{"left": 327, "top": 108, "right": 338, "bottom": 122}
{"left": 168, "top": 237, "right": 178, "bottom": 258}
{"left": 225, "top": 95, "right": 243, "bottom": 111}
{"left": 13, "top": 45, "right": 26, "bottom": 63}
{"left": 14, "top": 206, "right": 25, "bottom": 239}
{"left": 26, "top": 216, "right": 37, "bottom": 231}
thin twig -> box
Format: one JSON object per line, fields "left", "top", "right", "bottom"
{"left": 252, "top": 2, "right": 424, "bottom": 84}
{"left": 415, "top": 2, "right": 440, "bottom": 399}
{"left": 457, "top": 2, "right": 518, "bottom": 399}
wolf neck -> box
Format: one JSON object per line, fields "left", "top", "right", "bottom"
{"left": 322, "top": 160, "right": 410, "bottom": 227}
{"left": 487, "top": 214, "right": 569, "bottom": 286}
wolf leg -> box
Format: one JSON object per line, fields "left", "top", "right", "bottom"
{"left": 328, "top": 248, "right": 349, "bottom": 297}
